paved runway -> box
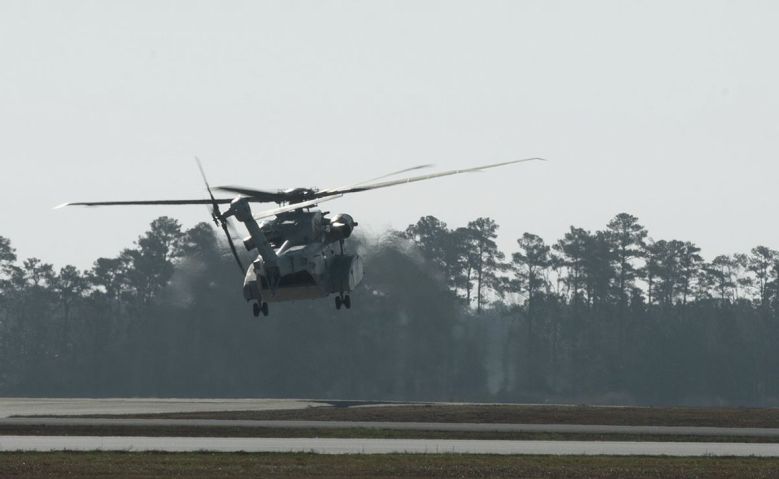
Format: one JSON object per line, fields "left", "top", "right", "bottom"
{"left": 5, "top": 398, "right": 779, "bottom": 456}
{"left": 4, "top": 416, "right": 779, "bottom": 438}
{"left": 0, "top": 398, "right": 327, "bottom": 418}
{"left": 2, "top": 435, "right": 779, "bottom": 456}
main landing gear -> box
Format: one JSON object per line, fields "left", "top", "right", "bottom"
{"left": 252, "top": 301, "right": 269, "bottom": 317}
{"left": 335, "top": 294, "right": 351, "bottom": 310}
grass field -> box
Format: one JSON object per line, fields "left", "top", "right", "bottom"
{"left": 75, "top": 403, "right": 779, "bottom": 428}
{"left": 3, "top": 452, "right": 779, "bottom": 478}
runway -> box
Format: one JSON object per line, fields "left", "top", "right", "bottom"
{"left": 0, "top": 397, "right": 327, "bottom": 418}
{"left": 4, "top": 398, "right": 779, "bottom": 456}
{"left": 4, "top": 416, "right": 779, "bottom": 438}
{"left": 2, "top": 435, "right": 779, "bottom": 456}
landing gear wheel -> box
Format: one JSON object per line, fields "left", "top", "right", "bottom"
{"left": 252, "top": 302, "right": 261, "bottom": 317}
{"left": 335, "top": 296, "right": 342, "bottom": 310}
{"left": 344, "top": 295, "right": 351, "bottom": 309}
{"left": 261, "top": 302, "right": 269, "bottom": 316}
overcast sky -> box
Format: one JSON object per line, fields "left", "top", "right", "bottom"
{"left": 1, "top": 1, "right": 777, "bottom": 270}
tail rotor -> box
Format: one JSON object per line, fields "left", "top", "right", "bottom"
{"left": 196, "top": 157, "right": 245, "bottom": 275}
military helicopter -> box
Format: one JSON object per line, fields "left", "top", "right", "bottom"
{"left": 58, "top": 158, "right": 543, "bottom": 316}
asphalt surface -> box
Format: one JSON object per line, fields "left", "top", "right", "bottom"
{"left": 0, "top": 398, "right": 328, "bottom": 418}
{"left": 3, "top": 435, "right": 779, "bottom": 456}
{"left": 4, "top": 417, "right": 779, "bottom": 438}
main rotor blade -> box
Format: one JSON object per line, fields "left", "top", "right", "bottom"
{"left": 59, "top": 158, "right": 543, "bottom": 209}
{"left": 313, "top": 157, "right": 545, "bottom": 199}
{"left": 212, "top": 186, "right": 287, "bottom": 203}
{"left": 253, "top": 195, "right": 344, "bottom": 220}
{"left": 217, "top": 163, "right": 435, "bottom": 203}
{"left": 353, "top": 163, "right": 435, "bottom": 186}
{"left": 214, "top": 164, "right": 433, "bottom": 203}
{"left": 55, "top": 199, "right": 234, "bottom": 208}
{"left": 317, "top": 163, "right": 435, "bottom": 197}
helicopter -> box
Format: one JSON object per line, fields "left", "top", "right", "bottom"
{"left": 58, "top": 157, "right": 544, "bottom": 316}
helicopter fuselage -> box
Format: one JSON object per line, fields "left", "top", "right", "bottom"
{"left": 239, "top": 209, "right": 363, "bottom": 305}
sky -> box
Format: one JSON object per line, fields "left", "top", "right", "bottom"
{"left": 1, "top": 1, "right": 778, "bottom": 270}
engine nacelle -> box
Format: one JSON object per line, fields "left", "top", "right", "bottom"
{"left": 326, "top": 213, "right": 357, "bottom": 242}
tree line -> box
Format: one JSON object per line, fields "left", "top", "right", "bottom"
{"left": 401, "top": 213, "right": 779, "bottom": 312}
{"left": 0, "top": 213, "right": 777, "bottom": 405}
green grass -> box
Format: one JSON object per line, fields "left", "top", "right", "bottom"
{"left": 3, "top": 452, "right": 779, "bottom": 478}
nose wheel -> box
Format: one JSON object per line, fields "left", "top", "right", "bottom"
{"left": 252, "top": 301, "right": 269, "bottom": 317}
{"left": 335, "top": 294, "right": 351, "bottom": 310}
